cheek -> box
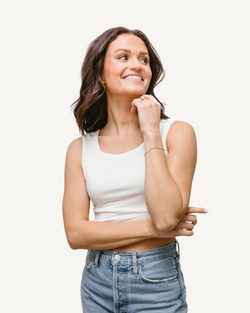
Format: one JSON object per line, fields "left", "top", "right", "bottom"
{"left": 148, "top": 68, "right": 152, "bottom": 81}
{"left": 103, "top": 60, "right": 121, "bottom": 75}
{"left": 145, "top": 69, "right": 152, "bottom": 89}
{"left": 103, "top": 60, "right": 114, "bottom": 81}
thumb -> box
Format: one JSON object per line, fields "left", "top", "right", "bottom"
{"left": 131, "top": 103, "right": 137, "bottom": 113}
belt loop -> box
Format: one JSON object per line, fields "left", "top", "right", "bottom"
{"left": 176, "top": 240, "right": 180, "bottom": 259}
{"left": 94, "top": 250, "right": 101, "bottom": 268}
{"left": 132, "top": 253, "right": 138, "bottom": 276}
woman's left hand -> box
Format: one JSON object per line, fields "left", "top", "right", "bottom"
{"left": 174, "top": 206, "right": 208, "bottom": 236}
{"left": 131, "top": 95, "right": 161, "bottom": 135}
{"left": 153, "top": 206, "right": 208, "bottom": 238}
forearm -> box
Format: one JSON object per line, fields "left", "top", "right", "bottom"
{"left": 144, "top": 132, "right": 184, "bottom": 231}
{"left": 66, "top": 219, "right": 156, "bottom": 250}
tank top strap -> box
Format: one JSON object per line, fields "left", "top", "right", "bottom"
{"left": 159, "top": 118, "right": 176, "bottom": 154}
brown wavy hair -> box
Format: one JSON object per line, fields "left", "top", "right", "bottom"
{"left": 72, "top": 27, "right": 168, "bottom": 134}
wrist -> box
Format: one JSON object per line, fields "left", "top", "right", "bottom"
{"left": 145, "top": 220, "right": 158, "bottom": 239}
{"left": 142, "top": 128, "right": 160, "bottom": 140}
{"left": 143, "top": 131, "right": 163, "bottom": 150}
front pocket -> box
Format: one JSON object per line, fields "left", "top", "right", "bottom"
{"left": 139, "top": 266, "right": 178, "bottom": 284}
{"left": 138, "top": 256, "right": 179, "bottom": 284}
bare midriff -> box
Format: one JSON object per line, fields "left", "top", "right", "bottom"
{"left": 111, "top": 237, "right": 175, "bottom": 252}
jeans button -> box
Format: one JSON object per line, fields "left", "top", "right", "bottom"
{"left": 115, "top": 254, "right": 121, "bottom": 261}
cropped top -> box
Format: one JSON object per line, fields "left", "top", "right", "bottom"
{"left": 81, "top": 118, "right": 176, "bottom": 223}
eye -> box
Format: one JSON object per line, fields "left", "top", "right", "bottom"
{"left": 141, "top": 58, "right": 149, "bottom": 64}
{"left": 118, "top": 55, "right": 128, "bottom": 61}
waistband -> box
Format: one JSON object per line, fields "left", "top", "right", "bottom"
{"left": 89, "top": 240, "right": 180, "bottom": 273}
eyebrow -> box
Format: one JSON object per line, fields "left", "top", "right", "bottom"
{"left": 114, "top": 49, "right": 149, "bottom": 55}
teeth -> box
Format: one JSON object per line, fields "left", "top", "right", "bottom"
{"left": 124, "top": 75, "right": 142, "bottom": 80}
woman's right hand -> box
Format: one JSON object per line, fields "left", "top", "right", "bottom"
{"left": 154, "top": 206, "right": 208, "bottom": 238}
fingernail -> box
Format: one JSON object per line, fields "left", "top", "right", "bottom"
{"left": 204, "top": 209, "right": 209, "bottom": 213}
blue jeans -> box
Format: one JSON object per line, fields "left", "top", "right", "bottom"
{"left": 81, "top": 240, "right": 187, "bottom": 312}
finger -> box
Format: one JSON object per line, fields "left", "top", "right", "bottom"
{"left": 131, "top": 103, "right": 137, "bottom": 113}
{"left": 140, "top": 95, "right": 161, "bottom": 109}
{"left": 182, "top": 215, "right": 197, "bottom": 224}
{"left": 192, "top": 217, "right": 198, "bottom": 226}
{"left": 178, "top": 221, "right": 194, "bottom": 231}
{"left": 131, "top": 98, "right": 144, "bottom": 109}
{"left": 183, "top": 214, "right": 197, "bottom": 221}
{"left": 186, "top": 207, "right": 208, "bottom": 214}
{"left": 140, "top": 95, "right": 161, "bottom": 110}
{"left": 175, "top": 229, "right": 194, "bottom": 237}
{"left": 131, "top": 98, "right": 142, "bottom": 112}
{"left": 140, "top": 94, "right": 155, "bottom": 101}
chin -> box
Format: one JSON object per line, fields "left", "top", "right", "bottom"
{"left": 125, "top": 88, "right": 146, "bottom": 98}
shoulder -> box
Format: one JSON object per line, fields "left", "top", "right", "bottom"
{"left": 168, "top": 120, "right": 196, "bottom": 137}
{"left": 67, "top": 137, "right": 82, "bottom": 154}
{"left": 166, "top": 121, "right": 197, "bottom": 152}
{"left": 65, "top": 137, "right": 83, "bottom": 167}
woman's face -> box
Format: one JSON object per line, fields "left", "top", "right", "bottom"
{"left": 102, "top": 34, "right": 152, "bottom": 99}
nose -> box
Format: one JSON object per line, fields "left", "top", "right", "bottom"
{"left": 129, "top": 57, "right": 142, "bottom": 70}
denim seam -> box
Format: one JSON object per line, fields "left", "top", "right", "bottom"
{"left": 139, "top": 254, "right": 177, "bottom": 264}
{"left": 176, "top": 268, "right": 184, "bottom": 304}
{"left": 138, "top": 266, "right": 178, "bottom": 284}
{"left": 113, "top": 256, "right": 118, "bottom": 313}
{"left": 85, "top": 253, "right": 95, "bottom": 270}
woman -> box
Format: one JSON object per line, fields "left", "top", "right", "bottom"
{"left": 63, "top": 27, "right": 207, "bottom": 312}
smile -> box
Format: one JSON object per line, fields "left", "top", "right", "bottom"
{"left": 122, "top": 75, "right": 143, "bottom": 81}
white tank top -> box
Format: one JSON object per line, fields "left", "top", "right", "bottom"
{"left": 82, "top": 118, "right": 176, "bottom": 223}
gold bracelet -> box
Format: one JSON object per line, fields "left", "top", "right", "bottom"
{"left": 144, "top": 147, "right": 165, "bottom": 157}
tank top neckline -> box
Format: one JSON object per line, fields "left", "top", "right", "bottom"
{"left": 96, "top": 129, "right": 144, "bottom": 156}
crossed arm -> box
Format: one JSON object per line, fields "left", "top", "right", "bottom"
{"left": 63, "top": 95, "right": 205, "bottom": 250}
{"left": 62, "top": 125, "right": 206, "bottom": 251}
{"left": 131, "top": 94, "right": 199, "bottom": 232}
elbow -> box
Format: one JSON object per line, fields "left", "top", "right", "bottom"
{"left": 68, "top": 241, "right": 79, "bottom": 250}
{"left": 154, "top": 201, "right": 185, "bottom": 232}
{"left": 67, "top": 236, "right": 79, "bottom": 250}
{"left": 155, "top": 217, "right": 179, "bottom": 232}
{"left": 66, "top": 231, "right": 83, "bottom": 250}
{"left": 64, "top": 220, "right": 92, "bottom": 250}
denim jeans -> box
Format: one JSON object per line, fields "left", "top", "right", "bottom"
{"left": 81, "top": 240, "right": 187, "bottom": 312}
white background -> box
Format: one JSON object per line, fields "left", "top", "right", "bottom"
{"left": 1, "top": 0, "right": 249, "bottom": 312}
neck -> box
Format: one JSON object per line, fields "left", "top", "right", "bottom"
{"left": 103, "top": 94, "right": 140, "bottom": 136}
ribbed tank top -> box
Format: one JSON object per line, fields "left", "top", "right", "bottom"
{"left": 82, "top": 118, "right": 176, "bottom": 223}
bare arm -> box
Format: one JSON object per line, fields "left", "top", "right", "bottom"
{"left": 62, "top": 138, "right": 172, "bottom": 250}
{"left": 63, "top": 136, "right": 202, "bottom": 250}
{"left": 144, "top": 121, "right": 197, "bottom": 231}
{"left": 132, "top": 96, "right": 197, "bottom": 231}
